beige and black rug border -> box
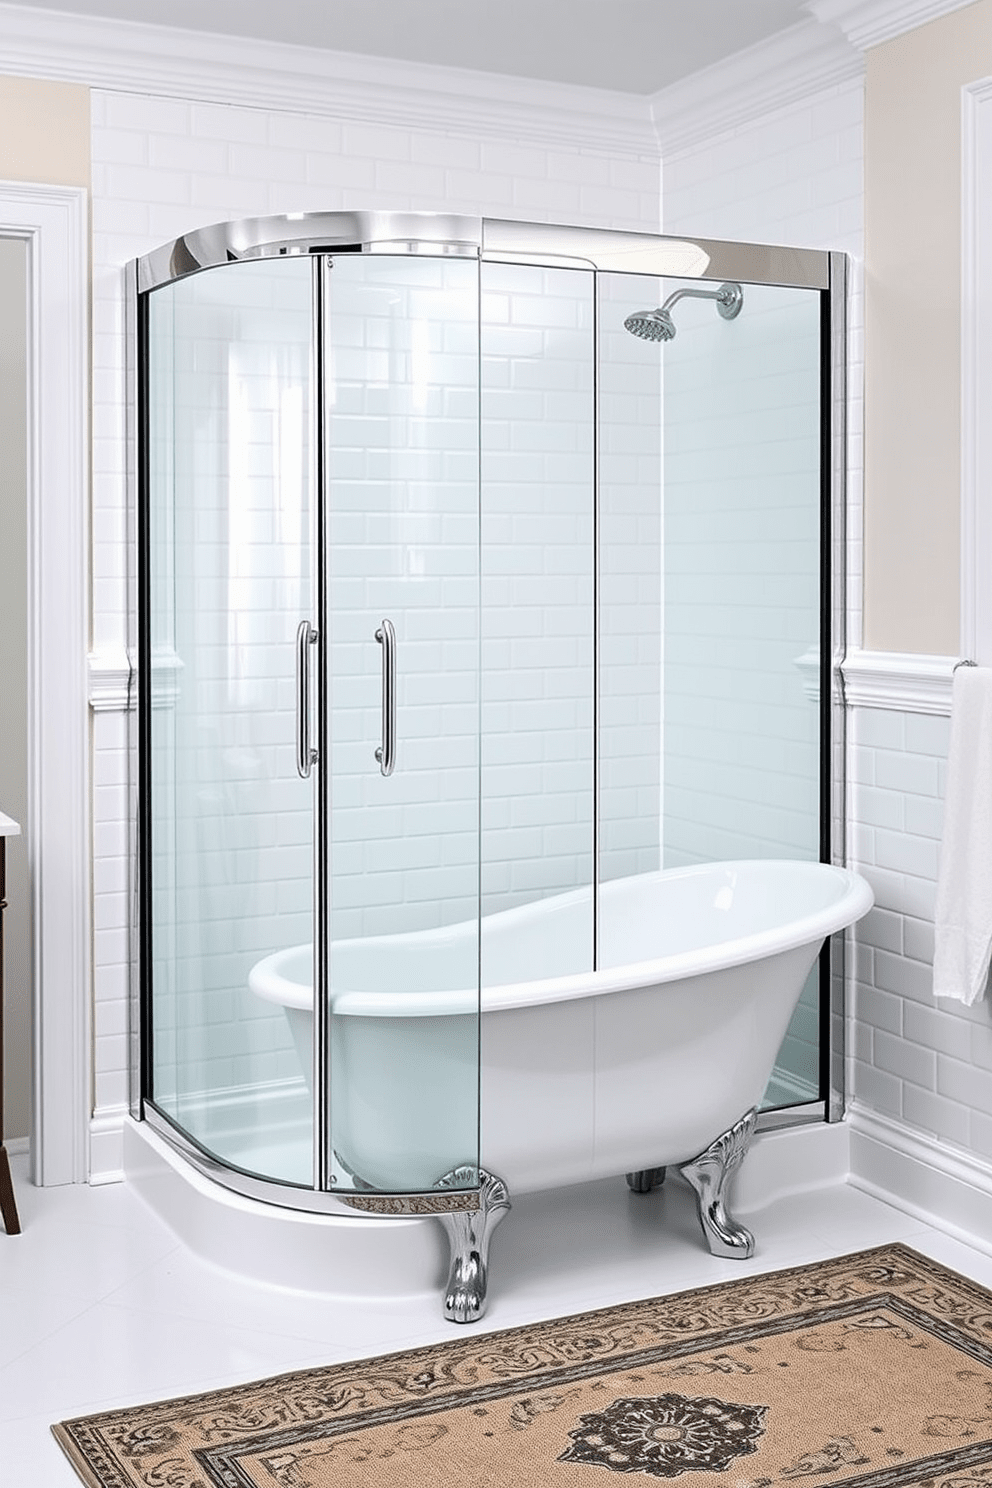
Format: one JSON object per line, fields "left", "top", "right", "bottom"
{"left": 52, "top": 1242, "right": 992, "bottom": 1488}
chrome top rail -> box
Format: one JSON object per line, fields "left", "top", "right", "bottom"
{"left": 136, "top": 211, "right": 483, "bottom": 293}
{"left": 482, "top": 219, "right": 831, "bottom": 289}
{"left": 136, "top": 210, "right": 833, "bottom": 294}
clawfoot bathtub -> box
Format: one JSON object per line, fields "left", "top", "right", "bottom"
{"left": 250, "top": 860, "right": 872, "bottom": 1321}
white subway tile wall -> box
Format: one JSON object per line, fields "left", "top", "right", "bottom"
{"left": 847, "top": 708, "right": 985, "bottom": 1151}
{"left": 663, "top": 282, "right": 822, "bottom": 870}
{"left": 90, "top": 89, "right": 662, "bottom": 1132}
{"left": 480, "top": 262, "right": 596, "bottom": 927}
{"left": 598, "top": 274, "right": 663, "bottom": 883}
{"left": 92, "top": 710, "right": 132, "bottom": 1117}
{"left": 327, "top": 253, "right": 481, "bottom": 944}
{"left": 662, "top": 284, "right": 824, "bottom": 1104}
{"left": 661, "top": 76, "right": 865, "bottom": 650}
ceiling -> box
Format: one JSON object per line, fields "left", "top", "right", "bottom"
{"left": 8, "top": 0, "right": 819, "bottom": 95}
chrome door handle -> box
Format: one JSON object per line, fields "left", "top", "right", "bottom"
{"left": 296, "top": 620, "right": 318, "bottom": 779}
{"left": 375, "top": 619, "right": 396, "bottom": 776}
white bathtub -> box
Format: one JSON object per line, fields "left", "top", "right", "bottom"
{"left": 250, "top": 860, "right": 872, "bottom": 1198}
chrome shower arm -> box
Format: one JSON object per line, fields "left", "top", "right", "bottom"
{"left": 663, "top": 287, "right": 740, "bottom": 316}
{"left": 660, "top": 283, "right": 742, "bottom": 316}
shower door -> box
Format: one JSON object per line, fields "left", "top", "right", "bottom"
{"left": 321, "top": 253, "right": 481, "bottom": 1195}
{"left": 144, "top": 248, "right": 482, "bottom": 1201}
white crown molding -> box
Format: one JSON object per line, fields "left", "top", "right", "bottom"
{"left": 649, "top": 19, "right": 862, "bottom": 158}
{"left": 806, "top": 0, "right": 978, "bottom": 49}
{"left": 0, "top": 2, "right": 656, "bottom": 157}
{"left": 849, "top": 1101, "right": 992, "bottom": 1259}
{"left": 841, "top": 648, "right": 956, "bottom": 714}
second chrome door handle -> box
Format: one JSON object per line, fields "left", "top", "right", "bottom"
{"left": 375, "top": 619, "right": 396, "bottom": 776}
{"left": 296, "top": 620, "right": 318, "bottom": 779}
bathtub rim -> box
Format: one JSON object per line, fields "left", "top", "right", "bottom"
{"left": 250, "top": 859, "right": 873, "bottom": 1017}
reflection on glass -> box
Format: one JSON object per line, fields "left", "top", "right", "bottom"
{"left": 147, "top": 259, "right": 315, "bottom": 1183}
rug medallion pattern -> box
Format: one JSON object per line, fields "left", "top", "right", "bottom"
{"left": 53, "top": 1245, "right": 992, "bottom": 1487}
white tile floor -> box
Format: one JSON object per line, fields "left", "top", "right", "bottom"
{"left": 2, "top": 1150, "right": 991, "bottom": 1487}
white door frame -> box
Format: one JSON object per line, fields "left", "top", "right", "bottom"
{"left": 0, "top": 180, "right": 89, "bottom": 1185}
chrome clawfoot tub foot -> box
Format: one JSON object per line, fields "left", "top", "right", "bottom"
{"left": 626, "top": 1167, "right": 666, "bottom": 1193}
{"left": 436, "top": 1167, "right": 511, "bottom": 1324}
{"left": 677, "top": 1107, "right": 758, "bottom": 1258}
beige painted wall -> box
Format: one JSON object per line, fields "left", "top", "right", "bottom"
{"left": 0, "top": 75, "right": 89, "bottom": 187}
{"left": 0, "top": 75, "right": 88, "bottom": 1143}
{"left": 865, "top": 0, "right": 992, "bottom": 654}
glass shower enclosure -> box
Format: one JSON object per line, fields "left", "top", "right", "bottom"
{"left": 131, "top": 213, "right": 846, "bottom": 1215}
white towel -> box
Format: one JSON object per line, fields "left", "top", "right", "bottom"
{"left": 933, "top": 665, "right": 992, "bottom": 1003}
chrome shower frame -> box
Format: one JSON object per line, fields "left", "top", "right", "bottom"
{"left": 126, "top": 211, "right": 849, "bottom": 1221}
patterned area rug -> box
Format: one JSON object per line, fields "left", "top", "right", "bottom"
{"left": 54, "top": 1243, "right": 992, "bottom": 1487}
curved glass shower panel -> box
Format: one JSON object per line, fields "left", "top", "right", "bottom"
{"left": 596, "top": 274, "right": 663, "bottom": 891}
{"left": 596, "top": 272, "right": 823, "bottom": 1108}
{"left": 480, "top": 261, "right": 595, "bottom": 978}
{"left": 137, "top": 214, "right": 844, "bottom": 1219}
{"left": 146, "top": 257, "right": 315, "bottom": 1185}
{"left": 323, "top": 254, "right": 481, "bottom": 1194}
{"left": 662, "top": 278, "right": 822, "bottom": 874}
{"left": 663, "top": 276, "right": 823, "bottom": 1106}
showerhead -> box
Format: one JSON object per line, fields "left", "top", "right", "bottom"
{"left": 624, "top": 281, "right": 744, "bottom": 344}
{"left": 623, "top": 307, "right": 676, "bottom": 342}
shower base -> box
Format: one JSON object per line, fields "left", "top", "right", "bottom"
{"left": 122, "top": 1113, "right": 849, "bottom": 1301}
{"left": 123, "top": 1118, "right": 448, "bottom": 1297}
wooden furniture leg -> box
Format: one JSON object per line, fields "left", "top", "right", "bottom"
{"left": 0, "top": 834, "right": 21, "bottom": 1235}
{"left": 0, "top": 1149, "right": 19, "bottom": 1235}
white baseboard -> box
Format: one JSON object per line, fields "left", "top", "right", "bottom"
{"left": 4, "top": 1135, "right": 29, "bottom": 1158}
{"left": 89, "top": 1105, "right": 128, "bottom": 1185}
{"left": 848, "top": 1102, "right": 992, "bottom": 1259}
